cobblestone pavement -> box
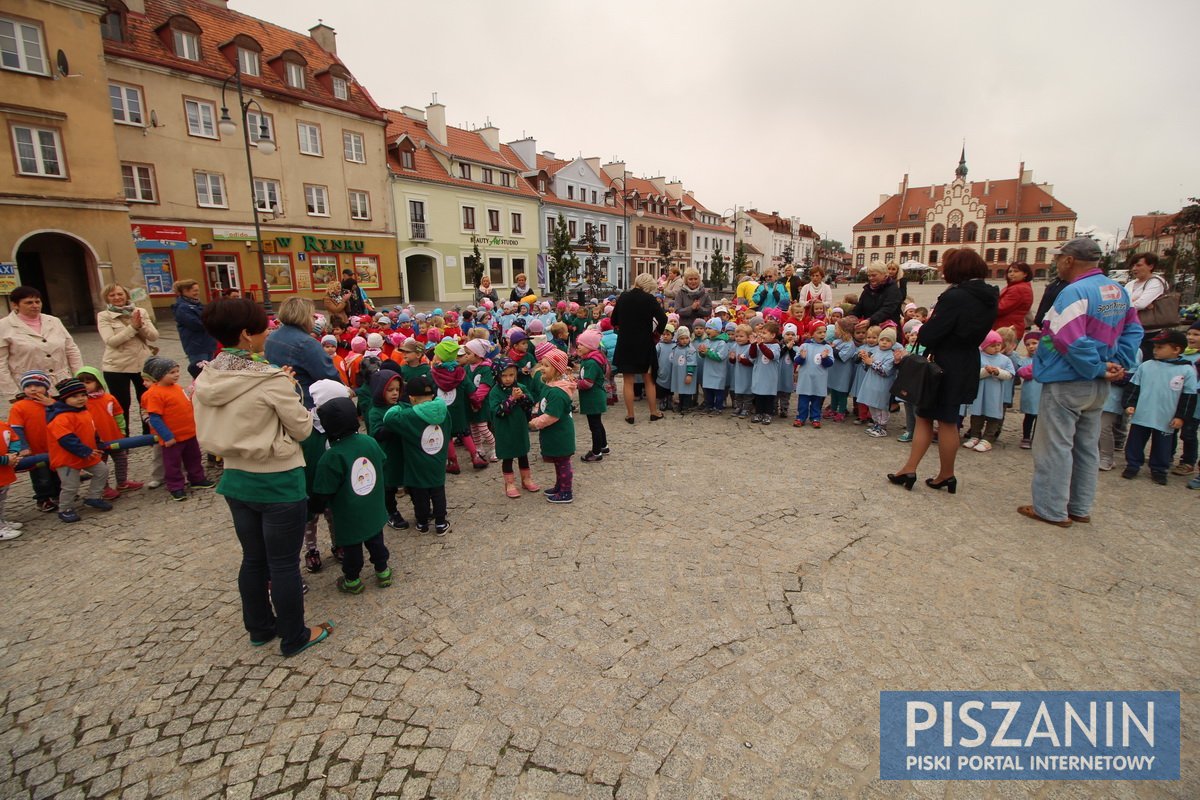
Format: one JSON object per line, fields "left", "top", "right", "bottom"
{"left": 0, "top": 326, "right": 1195, "bottom": 799}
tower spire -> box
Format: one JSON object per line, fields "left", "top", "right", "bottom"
{"left": 955, "top": 142, "right": 968, "bottom": 180}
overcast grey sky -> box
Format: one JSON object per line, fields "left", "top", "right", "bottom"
{"left": 241, "top": 0, "right": 1199, "bottom": 248}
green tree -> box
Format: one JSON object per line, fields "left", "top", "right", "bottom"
{"left": 818, "top": 238, "right": 846, "bottom": 253}
{"left": 577, "top": 223, "right": 603, "bottom": 290}
{"left": 731, "top": 241, "right": 749, "bottom": 278}
{"left": 466, "top": 241, "right": 484, "bottom": 291}
{"left": 781, "top": 243, "right": 794, "bottom": 266}
{"left": 1168, "top": 197, "right": 1200, "bottom": 294}
{"left": 656, "top": 230, "right": 675, "bottom": 271}
{"left": 708, "top": 243, "right": 728, "bottom": 291}
{"left": 547, "top": 214, "right": 577, "bottom": 301}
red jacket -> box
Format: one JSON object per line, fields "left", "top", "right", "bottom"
{"left": 993, "top": 280, "right": 1033, "bottom": 331}
{"left": 47, "top": 403, "right": 102, "bottom": 470}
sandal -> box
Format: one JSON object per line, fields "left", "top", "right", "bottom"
{"left": 283, "top": 621, "right": 333, "bottom": 657}
{"left": 625, "top": 416, "right": 635, "bottom": 425}
{"left": 649, "top": 413, "right": 664, "bottom": 422}
{"left": 250, "top": 632, "right": 276, "bottom": 647}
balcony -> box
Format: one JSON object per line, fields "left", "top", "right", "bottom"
{"left": 410, "top": 221, "right": 429, "bottom": 240}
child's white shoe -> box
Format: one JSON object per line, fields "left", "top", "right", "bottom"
{"left": 962, "top": 437, "right": 980, "bottom": 449}
{"left": 973, "top": 440, "right": 993, "bottom": 452}
{"left": 0, "top": 524, "right": 22, "bottom": 541}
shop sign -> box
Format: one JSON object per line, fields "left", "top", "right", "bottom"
{"left": 212, "top": 226, "right": 257, "bottom": 242}
{"left": 0, "top": 262, "right": 18, "bottom": 294}
{"left": 301, "top": 236, "right": 365, "bottom": 253}
{"left": 132, "top": 224, "right": 189, "bottom": 250}
{"left": 470, "top": 235, "right": 519, "bottom": 247}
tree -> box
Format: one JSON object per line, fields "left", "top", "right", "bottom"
{"left": 577, "top": 223, "right": 603, "bottom": 289}
{"left": 466, "top": 241, "right": 484, "bottom": 291}
{"left": 708, "top": 243, "right": 728, "bottom": 292}
{"left": 656, "top": 230, "right": 675, "bottom": 272}
{"left": 819, "top": 238, "right": 846, "bottom": 253}
{"left": 547, "top": 214, "right": 577, "bottom": 301}
{"left": 1168, "top": 197, "right": 1200, "bottom": 295}
{"left": 781, "top": 243, "right": 794, "bottom": 266}
{"left": 731, "top": 241, "right": 749, "bottom": 279}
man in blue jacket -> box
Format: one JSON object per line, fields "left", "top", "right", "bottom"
{"left": 1020, "top": 238, "right": 1143, "bottom": 527}
{"left": 171, "top": 280, "right": 217, "bottom": 378}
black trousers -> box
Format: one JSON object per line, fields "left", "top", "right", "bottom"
{"left": 29, "top": 462, "right": 60, "bottom": 502}
{"left": 586, "top": 414, "right": 607, "bottom": 454}
{"left": 103, "top": 370, "right": 149, "bottom": 434}
{"left": 341, "top": 531, "right": 389, "bottom": 581}
{"left": 408, "top": 485, "right": 448, "bottom": 524}
{"left": 754, "top": 394, "right": 775, "bottom": 415}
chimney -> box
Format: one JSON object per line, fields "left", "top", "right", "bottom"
{"left": 400, "top": 106, "right": 424, "bottom": 121}
{"left": 899, "top": 173, "right": 908, "bottom": 194}
{"left": 1041, "top": 184, "right": 1054, "bottom": 195}
{"left": 478, "top": 124, "right": 500, "bottom": 152}
{"left": 601, "top": 161, "right": 625, "bottom": 182}
{"left": 983, "top": 180, "right": 990, "bottom": 195}
{"left": 584, "top": 157, "right": 601, "bottom": 176}
{"left": 507, "top": 137, "right": 536, "bottom": 170}
{"left": 308, "top": 22, "right": 337, "bottom": 54}
{"left": 928, "top": 186, "right": 934, "bottom": 199}
{"left": 665, "top": 181, "right": 684, "bottom": 200}
{"left": 425, "top": 102, "right": 446, "bottom": 146}
{"left": 649, "top": 176, "right": 667, "bottom": 193}
{"left": 541, "top": 151, "right": 556, "bottom": 160}
{"left": 879, "top": 194, "right": 890, "bottom": 206}
{"left": 1020, "top": 168, "right": 1033, "bottom": 185}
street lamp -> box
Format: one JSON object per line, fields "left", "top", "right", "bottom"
{"left": 606, "top": 174, "right": 643, "bottom": 289}
{"left": 218, "top": 64, "right": 276, "bottom": 313}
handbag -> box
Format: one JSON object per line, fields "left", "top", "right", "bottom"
{"left": 892, "top": 353, "right": 943, "bottom": 408}
{"left": 1138, "top": 279, "right": 1180, "bottom": 329}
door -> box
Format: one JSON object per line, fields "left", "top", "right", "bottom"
{"left": 203, "top": 254, "right": 241, "bottom": 300}
{"left": 404, "top": 254, "right": 436, "bottom": 302}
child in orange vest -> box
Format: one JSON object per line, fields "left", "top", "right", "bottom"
{"left": 0, "top": 417, "right": 21, "bottom": 539}
{"left": 9, "top": 370, "right": 59, "bottom": 512}
{"left": 47, "top": 377, "right": 112, "bottom": 523}
{"left": 78, "top": 367, "right": 144, "bottom": 498}
{"left": 141, "top": 356, "right": 213, "bottom": 501}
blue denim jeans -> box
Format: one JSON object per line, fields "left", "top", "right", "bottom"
{"left": 1124, "top": 424, "right": 1176, "bottom": 475}
{"left": 226, "top": 497, "right": 309, "bottom": 654}
{"left": 1031, "top": 379, "right": 1109, "bottom": 521}
{"left": 795, "top": 394, "right": 823, "bottom": 422}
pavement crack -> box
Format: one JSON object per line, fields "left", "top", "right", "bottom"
{"left": 828, "top": 534, "right": 868, "bottom": 564}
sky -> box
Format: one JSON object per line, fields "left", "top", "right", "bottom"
{"left": 239, "top": 0, "right": 1200, "bottom": 250}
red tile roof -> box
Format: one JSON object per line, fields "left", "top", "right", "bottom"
{"left": 535, "top": 154, "right": 572, "bottom": 175}
{"left": 384, "top": 110, "right": 539, "bottom": 199}
{"left": 1127, "top": 213, "right": 1178, "bottom": 240}
{"left": 682, "top": 192, "right": 734, "bottom": 233}
{"left": 616, "top": 176, "right": 686, "bottom": 224}
{"left": 105, "top": 0, "right": 385, "bottom": 121}
{"left": 854, "top": 178, "right": 1075, "bottom": 229}
{"left": 747, "top": 210, "right": 793, "bottom": 234}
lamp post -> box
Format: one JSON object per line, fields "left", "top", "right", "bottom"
{"left": 217, "top": 64, "right": 276, "bottom": 313}
{"left": 607, "top": 174, "right": 643, "bottom": 290}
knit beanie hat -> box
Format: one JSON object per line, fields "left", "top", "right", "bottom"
{"left": 902, "top": 319, "right": 921, "bottom": 335}
{"left": 309, "top": 378, "right": 350, "bottom": 409}
{"left": 432, "top": 307, "right": 444, "bottom": 318}
{"left": 534, "top": 341, "right": 556, "bottom": 361}
{"left": 541, "top": 348, "right": 568, "bottom": 374}
{"left": 399, "top": 338, "right": 423, "bottom": 354}
{"left": 527, "top": 319, "right": 545, "bottom": 335}
{"left": 829, "top": 306, "right": 844, "bottom": 316}
{"left": 389, "top": 333, "right": 405, "bottom": 347}
{"left": 54, "top": 377, "right": 87, "bottom": 399}
{"left": 464, "top": 339, "right": 491, "bottom": 359}
{"left": 567, "top": 302, "right": 580, "bottom": 314}
{"left": 1023, "top": 330, "right": 1041, "bottom": 343}
{"left": 507, "top": 329, "right": 527, "bottom": 345}
{"left": 705, "top": 318, "right": 723, "bottom": 332}
{"left": 724, "top": 321, "right": 737, "bottom": 333}
{"left": 366, "top": 332, "right": 384, "bottom": 350}
{"left": 577, "top": 329, "right": 601, "bottom": 351}
{"left": 312, "top": 315, "right": 326, "bottom": 337}
{"left": 426, "top": 328, "right": 443, "bottom": 344}
{"left": 434, "top": 339, "right": 461, "bottom": 362}
{"left": 350, "top": 337, "right": 368, "bottom": 354}
{"left": 19, "top": 370, "right": 51, "bottom": 391}
{"left": 320, "top": 334, "right": 337, "bottom": 346}
{"left": 599, "top": 318, "right": 613, "bottom": 332}
{"left": 981, "top": 330, "right": 1003, "bottom": 350}
{"left": 675, "top": 327, "right": 691, "bottom": 341}
{"left": 782, "top": 322, "right": 798, "bottom": 336}
{"left": 142, "top": 355, "right": 177, "bottom": 381}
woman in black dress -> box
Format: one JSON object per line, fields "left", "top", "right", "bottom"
{"left": 888, "top": 249, "right": 998, "bottom": 493}
{"left": 611, "top": 272, "right": 669, "bottom": 423}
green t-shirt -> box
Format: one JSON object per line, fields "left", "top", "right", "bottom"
{"left": 400, "top": 363, "right": 431, "bottom": 383}
{"left": 366, "top": 401, "right": 405, "bottom": 488}
{"left": 218, "top": 467, "right": 306, "bottom": 504}
{"left": 578, "top": 358, "right": 607, "bottom": 416}
{"left": 536, "top": 385, "right": 575, "bottom": 458}
{"left": 466, "top": 364, "right": 494, "bottom": 424}
{"left": 486, "top": 382, "right": 530, "bottom": 460}
{"left": 312, "top": 434, "right": 388, "bottom": 545}
{"left": 383, "top": 400, "right": 449, "bottom": 489}
{"left": 299, "top": 426, "right": 328, "bottom": 493}
{"left": 433, "top": 364, "right": 470, "bottom": 435}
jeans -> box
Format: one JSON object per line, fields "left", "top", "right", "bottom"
{"left": 29, "top": 462, "right": 61, "bottom": 503}
{"left": 341, "top": 531, "right": 389, "bottom": 581}
{"left": 408, "top": 485, "right": 448, "bottom": 525}
{"left": 1031, "top": 379, "right": 1108, "bottom": 522}
{"left": 1179, "top": 417, "right": 1198, "bottom": 467}
{"left": 226, "top": 497, "right": 309, "bottom": 654}
{"left": 1124, "top": 424, "right": 1176, "bottom": 475}
{"left": 703, "top": 388, "right": 726, "bottom": 411}
{"left": 795, "top": 394, "right": 823, "bottom": 422}
{"left": 57, "top": 461, "right": 109, "bottom": 510}
{"left": 163, "top": 437, "right": 206, "bottom": 491}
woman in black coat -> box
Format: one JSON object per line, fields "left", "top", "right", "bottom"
{"left": 888, "top": 248, "right": 998, "bottom": 493}
{"left": 611, "top": 272, "right": 669, "bottom": 423}
{"left": 851, "top": 264, "right": 903, "bottom": 331}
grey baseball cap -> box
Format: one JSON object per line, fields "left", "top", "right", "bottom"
{"left": 1050, "top": 237, "right": 1102, "bottom": 261}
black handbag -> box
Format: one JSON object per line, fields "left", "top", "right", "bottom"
{"left": 892, "top": 353, "right": 943, "bottom": 407}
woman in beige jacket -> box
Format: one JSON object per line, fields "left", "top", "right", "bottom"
{"left": 0, "top": 286, "right": 83, "bottom": 396}
{"left": 96, "top": 283, "right": 158, "bottom": 432}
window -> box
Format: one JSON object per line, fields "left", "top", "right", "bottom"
{"left": 1035, "top": 247, "right": 1047, "bottom": 263}
{"left": 1056, "top": 226, "right": 1068, "bottom": 240}
{"left": 568, "top": 220, "right": 577, "bottom": 239}
{"left": 100, "top": 11, "right": 124, "bottom": 42}
{"left": 912, "top": 232, "right": 921, "bottom": 244}
{"left": 459, "top": 163, "right": 471, "bottom": 180}
{"left": 285, "top": 61, "right": 305, "bottom": 89}
{"left": 342, "top": 130, "right": 364, "bottom": 163}
{"left": 245, "top": 109, "right": 273, "bottom": 145}
{"left": 616, "top": 225, "right": 624, "bottom": 250}
{"left": 109, "top": 83, "right": 144, "bottom": 125}
{"left": 511, "top": 258, "right": 525, "bottom": 285}
{"left": 121, "top": 163, "right": 155, "bottom": 202}
{"left": 998, "top": 248, "right": 1008, "bottom": 263}
{"left": 488, "top": 209, "right": 500, "bottom": 232}
{"left": 310, "top": 254, "right": 337, "bottom": 286}
{"left": 884, "top": 252, "right": 894, "bottom": 263}
{"left": 348, "top": 190, "right": 370, "bottom": 220}
{"left": 871, "top": 235, "right": 880, "bottom": 247}
{"left": 500, "top": 173, "right": 512, "bottom": 188}
{"left": 856, "top": 236, "right": 866, "bottom": 248}
{"left": 599, "top": 223, "right": 608, "bottom": 242}
{"left": 931, "top": 224, "right": 945, "bottom": 243}
{"left": 592, "top": 190, "right": 598, "bottom": 205}
{"left": 1037, "top": 227, "right": 1049, "bottom": 241}
{"left": 537, "top": 178, "right": 546, "bottom": 193}
{"left": 237, "top": 47, "right": 259, "bottom": 76}
{"left": 303, "top": 184, "right": 329, "bottom": 216}
{"left": 400, "top": 150, "right": 414, "bottom": 170}
{"left": 901, "top": 233, "right": 910, "bottom": 245}
{"left": 928, "top": 250, "right": 938, "bottom": 264}
{"left": 409, "top": 200, "right": 427, "bottom": 239}
{"left": 999, "top": 228, "right": 1010, "bottom": 241}
{"left": 194, "top": 171, "right": 226, "bottom": 207}
{"left": 637, "top": 226, "right": 646, "bottom": 247}
{"left": 462, "top": 206, "right": 476, "bottom": 230}
{"left": 184, "top": 98, "right": 217, "bottom": 138}
{"left": 856, "top": 253, "right": 865, "bottom": 267}
{"left": 567, "top": 185, "right": 574, "bottom": 200}
{"left": 964, "top": 222, "right": 978, "bottom": 242}
{"left": 263, "top": 254, "right": 293, "bottom": 292}
{"left": 870, "top": 253, "right": 879, "bottom": 262}
{"left": 12, "top": 125, "right": 64, "bottom": 177}
{"left": 353, "top": 255, "right": 380, "bottom": 289}
{"left": 488, "top": 257, "right": 505, "bottom": 286}
{"left": 1017, "top": 248, "right": 1028, "bottom": 262}
{"left": 332, "top": 76, "right": 349, "bottom": 100}
{"left": 987, "top": 228, "right": 998, "bottom": 242}
{"left": 1019, "top": 228, "right": 1030, "bottom": 242}
{"left": 481, "top": 168, "right": 493, "bottom": 184}
{"left": 297, "top": 122, "right": 321, "bottom": 156}
{"left": 885, "top": 234, "right": 895, "bottom": 247}
{"left": 986, "top": 248, "right": 995, "bottom": 263}
{"left": 511, "top": 212, "right": 522, "bottom": 234}
{"left": 172, "top": 29, "right": 199, "bottom": 61}
{"left": 546, "top": 216, "right": 555, "bottom": 244}
{"left": 253, "top": 178, "right": 280, "bottom": 213}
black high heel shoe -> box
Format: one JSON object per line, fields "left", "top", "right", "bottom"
{"left": 886, "top": 472, "right": 917, "bottom": 490}
{"left": 925, "top": 476, "right": 958, "bottom": 494}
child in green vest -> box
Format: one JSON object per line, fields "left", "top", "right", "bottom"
{"left": 311, "top": 397, "right": 392, "bottom": 594}
{"left": 384, "top": 375, "right": 451, "bottom": 535}
{"left": 301, "top": 379, "right": 351, "bottom": 572}
{"left": 397, "top": 338, "right": 431, "bottom": 383}
{"left": 486, "top": 357, "right": 538, "bottom": 499}
{"left": 431, "top": 339, "right": 485, "bottom": 473}
{"left": 463, "top": 339, "right": 498, "bottom": 462}
{"left": 365, "top": 367, "right": 409, "bottom": 530}
{"left": 575, "top": 328, "right": 610, "bottom": 462}
{"left": 529, "top": 348, "right": 577, "bottom": 504}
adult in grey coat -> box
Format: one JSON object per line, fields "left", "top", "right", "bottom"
{"left": 674, "top": 267, "right": 712, "bottom": 330}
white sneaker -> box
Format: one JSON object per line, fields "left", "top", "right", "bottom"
{"left": 1098, "top": 457, "right": 1114, "bottom": 471}
{"left": 0, "top": 525, "right": 23, "bottom": 541}
{"left": 962, "top": 437, "right": 980, "bottom": 449}
{"left": 146, "top": 480, "right": 163, "bottom": 489}
{"left": 1, "top": 520, "right": 22, "bottom": 529}
{"left": 973, "top": 440, "right": 993, "bottom": 452}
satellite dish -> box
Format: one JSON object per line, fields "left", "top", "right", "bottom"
{"left": 56, "top": 50, "right": 69, "bottom": 76}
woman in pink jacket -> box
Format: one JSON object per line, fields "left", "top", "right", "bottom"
{"left": 0, "top": 286, "right": 83, "bottom": 396}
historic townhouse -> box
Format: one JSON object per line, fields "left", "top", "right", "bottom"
{"left": 600, "top": 166, "right": 691, "bottom": 278}
{"left": 852, "top": 152, "right": 1077, "bottom": 279}
{"left": 102, "top": 0, "right": 398, "bottom": 310}
{"left": 1117, "top": 213, "right": 1189, "bottom": 264}
{"left": 741, "top": 209, "right": 817, "bottom": 272}
{"left": 0, "top": 0, "right": 139, "bottom": 326}
{"left": 682, "top": 193, "right": 734, "bottom": 284}
{"left": 386, "top": 104, "right": 540, "bottom": 303}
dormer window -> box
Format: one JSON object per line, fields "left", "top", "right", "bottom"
{"left": 100, "top": 3, "right": 127, "bottom": 42}
{"left": 174, "top": 29, "right": 199, "bottom": 60}
{"left": 157, "top": 15, "right": 202, "bottom": 61}
{"left": 238, "top": 47, "right": 259, "bottom": 76}
{"left": 400, "top": 150, "right": 414, "bottom": 170}
{"left": 272, "top": 50, "right": 309, "bottom": 89}
{"left": 332, "top": 76, "right": 349, "bottom": 100}
{"left": 459, "top": 163, "right": 471, "bottom": 180}
{"left": 286, "top": 62, "right": 305, "bottom": 89}
{"left": 500, "top": 173, "right": 512, "bottom": 188}
{"left": 873, "top": 216, "right": 883, "bottom": 224}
